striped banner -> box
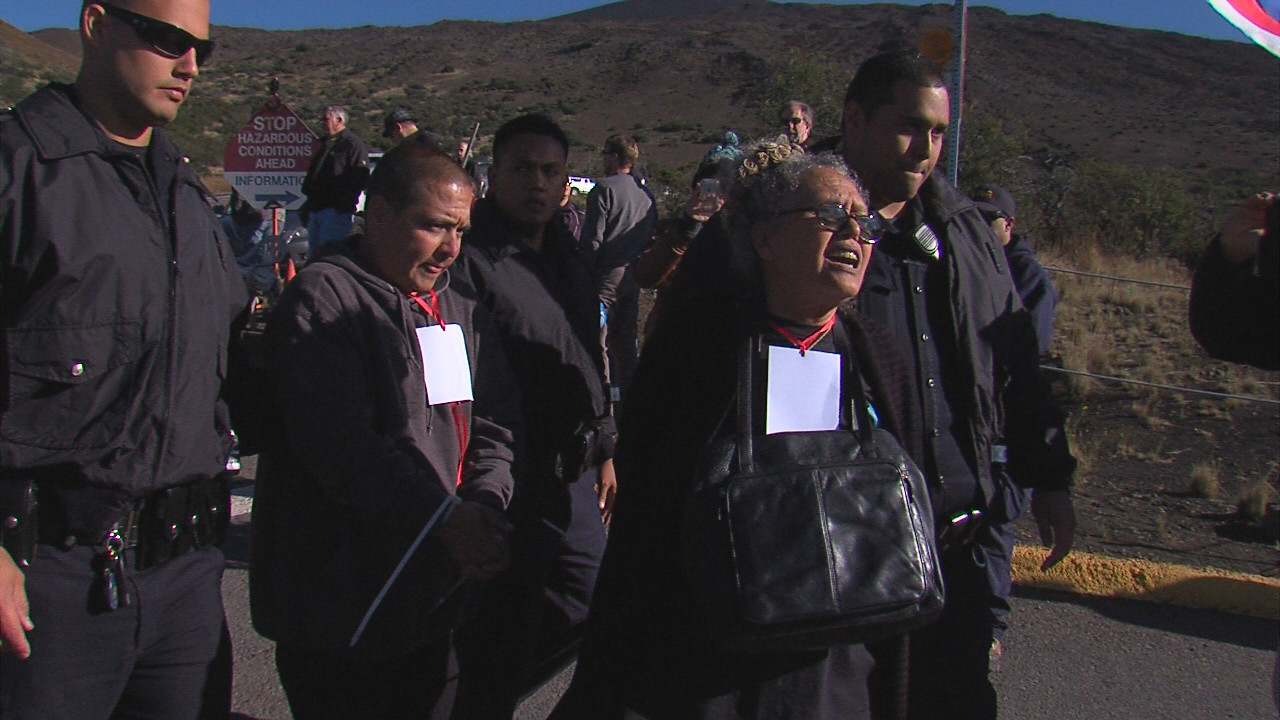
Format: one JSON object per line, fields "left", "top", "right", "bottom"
{"left": 1208, "top": 0, "right": 1280, "bottom": 56}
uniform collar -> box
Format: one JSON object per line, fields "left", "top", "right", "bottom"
{"left": 467, "top": 197, "right": 576, "bottom": 263}
{"left": 14, "top": 83, "right": 181, "bottom": 165}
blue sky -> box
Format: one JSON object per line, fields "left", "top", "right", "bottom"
{"left": 0, "top": 0, "right": 1257, "bottom": 43}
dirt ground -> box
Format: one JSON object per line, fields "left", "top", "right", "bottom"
{"left": 1022, "top": 377, "right": 1279, "bottom": 578}
{"left": 1025, "top": 258, "right": 1280, "bottom": 579}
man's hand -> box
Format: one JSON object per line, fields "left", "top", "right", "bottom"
{"left": 435, "top": 502, "right": 513, "bottom": 581}
{"left": 1220, "top": 191, "right": 1278, "bottom": 263}
{"left": 0, "top": 548, "right": 33, "bottom": 659}
{"left": 596, "top": 459, "right": 617, "bottom": 527}
{"left": 1030, "top": 489, "right": 1076, "bottom": 570}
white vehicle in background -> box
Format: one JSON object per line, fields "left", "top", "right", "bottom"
{"left": 568, "top": 175, "right": 595, "bottom": 196}
{"left": 355, "top": 151, "right": 384, "bottom": 216}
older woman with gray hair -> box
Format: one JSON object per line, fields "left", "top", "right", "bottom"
{"left": 553, "top": 140, "right": 923, "bottom": 719}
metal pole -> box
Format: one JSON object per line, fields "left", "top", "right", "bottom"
{"left": 946, "top": 0, "right": 968, "bottom": 186}
{"left": 461, "top": 122, "right": 480, "bottom": 167}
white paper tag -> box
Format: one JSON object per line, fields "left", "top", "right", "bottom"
{"left": 765, "top": 346, "right": 841, "bottom": 434}
{"left": 416, "top": 324, "right": 473, "bottom": 405}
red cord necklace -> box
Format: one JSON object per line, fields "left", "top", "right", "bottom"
{"left": 767, "top": 314, "right": 837, "bottom": 356}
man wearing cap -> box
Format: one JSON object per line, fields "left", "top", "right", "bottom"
{"left": 301, "top": 104, "right": 369, "bottom": 255}
{"left": 972, "top": 184, "right": 1057, "bottom": 356}
{"left": 969, "top": 183, "right": 1059, "bottom": 668}
{"left": 383, "top": 107, "right": 421, "bottom": 143}
{"left": 0, "top": 0, "right": 243, "bottom": 716}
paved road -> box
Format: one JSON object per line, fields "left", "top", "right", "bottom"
{"left": 224, "top": 483, "right": 1278, "bottom": 719}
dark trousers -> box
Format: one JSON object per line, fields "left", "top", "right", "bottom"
{"left": 981, "top": 476, "right": 1031, "bottom": 643}
{"left": 907, "top": 543, "right": 999, "bottom": 720}
{"left": 275, "top": 637, "right": 456, "bottom": 720}
{"left": 599, "top": 266, "right": 640, "bottom": 405}
{"left": 0, "top": 543, "right": 228, "bottom": 720}
{"left": 453, "top": 475, "right": 607, "bottom": 719}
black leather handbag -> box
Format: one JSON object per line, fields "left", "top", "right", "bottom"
{"left": 683, "top": 334, "right": 944, "bottom": 652}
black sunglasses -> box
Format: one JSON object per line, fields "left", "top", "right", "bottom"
{"left": 100, "top": 2, "right": 215, "bottom": 66}
{"left": 776, "top": 203, "right": 887, "bottom": 244}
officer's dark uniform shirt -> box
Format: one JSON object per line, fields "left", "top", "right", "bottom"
{"left": 858, "top": 197, "right": 980, "bottom": 519}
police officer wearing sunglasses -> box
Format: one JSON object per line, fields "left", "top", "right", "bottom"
{"left": 0, "top": 1, "right": 244, "bottom": 717}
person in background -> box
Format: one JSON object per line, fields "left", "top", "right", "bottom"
{"left": 450, "top": 114, "right": 614, "bottom": 720}
{"left": 559, "top": 180, "right": 584, "bottom": 244}
{"left": 1189, "top": 191, "right": 1279, "bottom": 371}
{"left": 0, "top": 0, "right": 243, "bottom": 716}
{"left": 781, "top": 99, "right": 815, "bottom": 148}
{"left": 382, "top": 106, "right": 420, "bottom": 143}
{"left": 969, "top": 182, "right": 1060, "bottom": 667}
{"left": 382, "top": 106, "right": 446, "bottom": 152}
{"left": 247, "top": 142, "right": 520, "bottom": 720}
{"left": 972, "top": 184, "right": 1057, "bottom": 355}
{"left": 301, "top": 104, "right": 369, "bottom": 255}
{"left": 632, "top": 147, "right": 740, "bottom": 338}
{"left": 582, "top": 134, "right": 658, "bottom": 408}
{"left": 221, "top": 191, "right": 283, "bottom": 297}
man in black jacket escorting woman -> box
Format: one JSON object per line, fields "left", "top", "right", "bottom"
{"left": 814, "top": 49, "right": 1078, "bottom": 719}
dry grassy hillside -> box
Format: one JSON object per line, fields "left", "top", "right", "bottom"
{"left": 7, "top": 2, "right": 1275, "bottom": 204}
{"left": 1022, "top": 249, "right": 1278, "bottom": 576}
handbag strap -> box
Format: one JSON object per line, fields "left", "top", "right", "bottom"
{"left": 836, "top": 325, "right": 880, "bottom": 458}
{"left": 735, "top": 322, "right": 878, "bottom": 473}
{"left": 735, "top": 334, "right": 758, "bottom": 473}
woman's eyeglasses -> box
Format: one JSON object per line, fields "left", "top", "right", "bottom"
{"left": 776, "top": 203, "right": 887, "bottom": 244}
{"left": 100, "top": 2, "right": 215, "bottom": 66}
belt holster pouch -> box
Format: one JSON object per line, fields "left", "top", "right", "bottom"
{"left": 0, "top": 482, "right": 38, "bottom": 567}
{"left": 135, "top": 475, "right": 230, "bottom": 570}
{"left": 552, "top": 422, "right": 599, "bottom": 484}
{"left": 195, "top": 473, "right": 231, "bottom": 549}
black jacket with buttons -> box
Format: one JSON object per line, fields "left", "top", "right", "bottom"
{"left": 452, "top": 198, "right": 615, "bottom": 493}
{"left": 300, "top": 128, "right": 368, "bottom": 214}
{"left": 0, "top": 83, "right": 245, "bottom": 498}
{"left": 855, "top": 173, "right": 1075, "bottom": 501}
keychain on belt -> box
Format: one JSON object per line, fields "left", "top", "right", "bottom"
{"left": 95, "top": 526, "right": 131, "bottom": 611}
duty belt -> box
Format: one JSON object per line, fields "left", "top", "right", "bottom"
{"left": 1, "top": 474, "right": 231, "bottom": 572}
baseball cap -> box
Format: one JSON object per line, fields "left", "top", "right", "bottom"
{"left": 971, "top": 184, "right": 1016, "bottom": 219}
{"left": 382, "top": 107, "right": 416, "bottom": 137}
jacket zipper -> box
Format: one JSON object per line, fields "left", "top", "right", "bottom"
{"left": 135, "top": 153, "right": 179, "bottom": 479}
{"left": 400, "top": 293, "right": 433, "bottom": 435}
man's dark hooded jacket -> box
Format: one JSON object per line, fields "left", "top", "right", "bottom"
{"left": 247, "top": 242, "right": 520, "bottom": 658}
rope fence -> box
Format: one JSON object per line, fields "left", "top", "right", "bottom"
{"left": 1033, "top": 265, "right": 1277, "bottom": 406}
{"left": 1044, "top": 266, "right": 1191, "bottom": 291}
{"left": 1041, "top": 366, "right": 1280, "bottom": 406}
